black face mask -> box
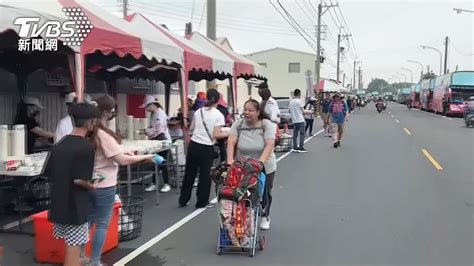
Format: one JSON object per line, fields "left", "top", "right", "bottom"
{"left": 31, "top": 110, "right": 40, "bottom": 117}
{"left": 107, "top": 113, "right": 116, "bottom": 121}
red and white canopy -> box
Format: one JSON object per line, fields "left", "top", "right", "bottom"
{"left": 315, "top": 79, "right": 349, "bottom": 93}
{"left": 126, "top": 13, "right": 234, "bottom": 77}
{"left": 1, "top": 0, "right": 184, "bottom": 100}
{"left": 187, "top": 32, "right": 266, "bottom": 80}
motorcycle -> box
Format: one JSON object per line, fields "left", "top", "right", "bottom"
{"left": 465, "top": 111, "right": 474, "bottom": 127}
{"left": 376, "top": 102, "right": 384, "bottom": 113}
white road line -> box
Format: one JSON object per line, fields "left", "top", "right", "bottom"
{"left": 114, "top": 129, "right": 325, "bottom": 266}
{"left": 391, "top": 114, "right": 395, "bottom": 118}
{"left": 395, "top": 119, "right": 400, "bottom": 123}
{"left": 1, "top": 217, "right": 32, "bottom": 230}
{"left": 424, "top": 111, "right": 453, "bottom": 121}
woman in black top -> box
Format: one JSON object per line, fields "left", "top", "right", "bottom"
{"left": 14, "top": 97, "right": 54, "bottom": 154}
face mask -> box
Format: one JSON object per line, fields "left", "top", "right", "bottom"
{"left": 107, "top": 113, "right": 116, "bottom": 121}
{"left": 31, "top": 110, "right": 40, "bottom": 117}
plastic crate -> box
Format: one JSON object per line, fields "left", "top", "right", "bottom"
{"left": 274, "top": 137, "right": 292, "bottom": 152}
{"left": 31, "top": 202, "right": 120, "bottom": 264}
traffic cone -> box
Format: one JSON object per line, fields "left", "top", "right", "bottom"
{"left": 284, "top": 123, "right": 289, "bottom": 134}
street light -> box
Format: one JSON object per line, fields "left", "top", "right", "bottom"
{"left": 453, "top": 8, "right": 474, "bottom": 14}
{"left": 401, "top": 68, "right": 414, "bottom": 83}
{"left": 407, "top": 60, "right": 424, "bottom": 81}
{"left": 421, "top": 45, "right": 443, "bottom": 75}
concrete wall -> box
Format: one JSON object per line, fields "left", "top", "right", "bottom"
{"left": 246, "top": 48, "right": 317, "bottom": 99}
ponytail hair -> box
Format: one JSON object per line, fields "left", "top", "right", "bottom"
{"left": 205, "top": 88, "right": 220, "bottom": 107}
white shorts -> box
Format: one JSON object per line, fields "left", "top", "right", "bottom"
{"left": 53, "top": 223, "right": 89, "bottom": 246}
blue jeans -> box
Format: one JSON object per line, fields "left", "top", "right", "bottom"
{"left": 88, "top": 186, "right": 116, "bottom": 265}
{"left": 293, "top": 122, "right": 305, "bottom": 149}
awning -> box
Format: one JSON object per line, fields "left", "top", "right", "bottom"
{"left": 125, "top": 13, "right": 233, "bottom": 79}
{"left": 315, "top": 79, "right": 349, "bottom": 93}
{"left": 187, "top": 32, "right": 266, "bottom": 80}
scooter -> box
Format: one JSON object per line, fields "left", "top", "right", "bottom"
{"left": 465, "top": 110, "right": 474, "bottom": 127}
{"left": 376, "top": 102, "right": 384, "bottom": 113}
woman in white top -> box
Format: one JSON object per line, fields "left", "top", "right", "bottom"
{"left": 258, "top": 83, "right": 281, "bottom": 124}
{"left": 179, "top": 89, "right": 229, "bottom": 208}
{"left": 140, "top": 96, "right": 172, "bottom": 193}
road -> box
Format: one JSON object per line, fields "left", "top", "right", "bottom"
{"left": 114, "top": 102, "right": 473, "bottom": 266}
{"left": 4, "top": 102, "right": 469, "bottom": 266}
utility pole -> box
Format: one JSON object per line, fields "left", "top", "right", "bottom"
{"left": 122, "top": 0, "right": 128, "bottom": 18}
{"left": 316, "top": 1, "right": 338, "bottom": 94}
{"left": 342, "top": 73, "right": 346, "bottom": 88}
{"left": 336, "top": 31, "right": 351, "bottom": 83}
{"left": 185, "top": 22, "right": 193, "bottom": 35}
{"left": 206, "top": 0, "right": 217, "bottom": 89}
{"left": 444, "top": 36, "right": 449, "bottom": 74}
{"left": 207, "top": 0, "right": 216, "bottom": 41}
{"left": 358, "top": 66, "right": 362, "bottom": 90}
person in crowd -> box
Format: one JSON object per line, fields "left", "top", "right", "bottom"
{"left": 14, "top": 97, "right": 54, "bottom": 154}
{"left": 188, "top": 92, "right": 206, "bottom": 125}
{"left": 227, "top": 99, "right": 277, "bottom": 230}
{"left": 84, "top": 95, "right": 155, "bottom": 266}
{"left": 258, "top": 83, "right": 281, "bottom": 124}
{"left": 321, "top": 93, "right": 333, "bottom": 137}
{"left": 304, "top": 96, "right": 317, "bottom": 136}
{"left": 289, "top": 89, "right": 311, "bottom": 153}
{"left": 45, "top": 103, "right": 100, "bottom": 266}
{"left": 346, "top": 96, "right": 352, "bottom": 113}
{"left": 216, "top": 93, "right": 232, "bottom": 163}
{"left": 54, "top": 92, "right": 92, "bottom": 143}
{"left": 329, "top": 93, "right": 348, "bottom": 148}
{"left": 179, "top": 89, "right": 229, "bottom": 209}
{"left": 352, "top": 97, "right": 357, "bottom": 112}
{"left": 140, "top": 96, "right": 172, "bottom": 193}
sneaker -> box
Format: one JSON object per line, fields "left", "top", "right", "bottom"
{"left": 333, "top": 141, "right": 338, "bottom": 148}
{"left": 291, "top": 149, "right": 300, "bottom": 153}
{"left": 328, "top": 134, "right": 333, "bottom": 138}
{"left": 337, "top": 141, "right": 341, "bottom": 147}
{"left": 260, "top": 217, "right": 271, "bottom": 230}
{"left": 193, "top": 179, "right": 198, "bottom": 187}
{"left": 298, "top": 148, "right": 308, "bottom": 153}
{"left": 145, "top": 184, "right": 157, "bottom": 192}
{"left": 160, "top": 184, "right": 171, "bottom": 193}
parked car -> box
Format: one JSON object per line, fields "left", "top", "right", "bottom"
{"left": 276, "top": 99, "right": 292, "bottom": 128}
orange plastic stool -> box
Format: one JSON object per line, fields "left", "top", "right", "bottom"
{"left": 31, "top": 202, "right": 120, "bottom": 264}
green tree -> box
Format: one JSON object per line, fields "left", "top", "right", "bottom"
{"left": 422, "top": 71, "right": 437, "bottom": 80}
{"left": 367, "top": 78, "right": 389, "bottom": 94}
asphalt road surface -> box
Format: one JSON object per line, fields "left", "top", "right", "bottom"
{"left": 117, "top": 103, "right": 474, "bottom": 266}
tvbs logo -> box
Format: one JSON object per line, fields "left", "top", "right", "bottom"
{"left": 13, "top": 7, "right": 93, "bottom": 51}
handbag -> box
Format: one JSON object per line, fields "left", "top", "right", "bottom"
{"left": 200, "top": 109, "right": 220, "bottom": 159}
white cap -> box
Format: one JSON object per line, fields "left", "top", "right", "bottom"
{"left": 310, "top": 96, "right": 316, "bottom": 101}
{"left": 23, "top": 97, "right": 45, "bottom": 109}
{"left": 139, "top": 95, "right": 159, "bottom": 108}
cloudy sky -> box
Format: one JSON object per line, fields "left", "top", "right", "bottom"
{"left": 94, "top": 0, "right": 473, "bottom": 87}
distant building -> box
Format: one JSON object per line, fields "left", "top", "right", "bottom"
{"left": 246, "top": 47, "right": 317, "bottom": 98}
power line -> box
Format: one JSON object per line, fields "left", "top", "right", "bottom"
{"left": 133, "top": 0, "right": 308, "bottom": 28}
{"left": 128, "top": 4, "right": 310, "bottom": 34}
{"left": 450, "top": 39, "right": 474, "bottom": 56}
{"left": 130, "top": 2, "right": 313, "bottom": 33}
{"left": 190, "top": 0, "right": 196, "bottom": 23}
{"left": 197, "top": 0, "right": 206, "bottom": 31}
{"left": 295, "top": 0, "right": 318, "bottom": 25}
{"left": 128, "top": 6, "right": 304, "bottom": 36}
{"left": 269, "top": 0, "right": 318, "bottom": 51}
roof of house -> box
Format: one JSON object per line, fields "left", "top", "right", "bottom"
{"left": 215, "top": 37, "right": 234, "bottom": 51}
{"left": 246, "top": 47, "right": 317, "bottom": 57}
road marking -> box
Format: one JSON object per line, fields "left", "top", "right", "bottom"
{"left": 391, "top": 115, "right": 394, "bottom": 118}
{"left": 1, "top": 217, "right": 32, "bottom": 230}
{"left": 403, "top": 128, "right": 412, "bottom": 135}
{"left": 421, "top": 149, "right": 443, "bottom": 170}
{"left": 424, "top": 111, "right": 453, "bottom": 121}
{"left": 444, "top": 116, "right": 453, "bottom": 120}
{"left": 395, "top": 119, "right": 400, "bottom": 123}
{"left": 114, "top": 128, "right": 325, "bottom": 266}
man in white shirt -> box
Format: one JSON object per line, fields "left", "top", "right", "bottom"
{"left": 54, "top": 93, "right": 92, "bottom": 143}
{"left": 289, "top": 89, "right": 310, "bottom": 153}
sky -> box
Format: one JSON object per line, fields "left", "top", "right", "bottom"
{"left": 93, "top": 0, "right": 473, "bottom": 87}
